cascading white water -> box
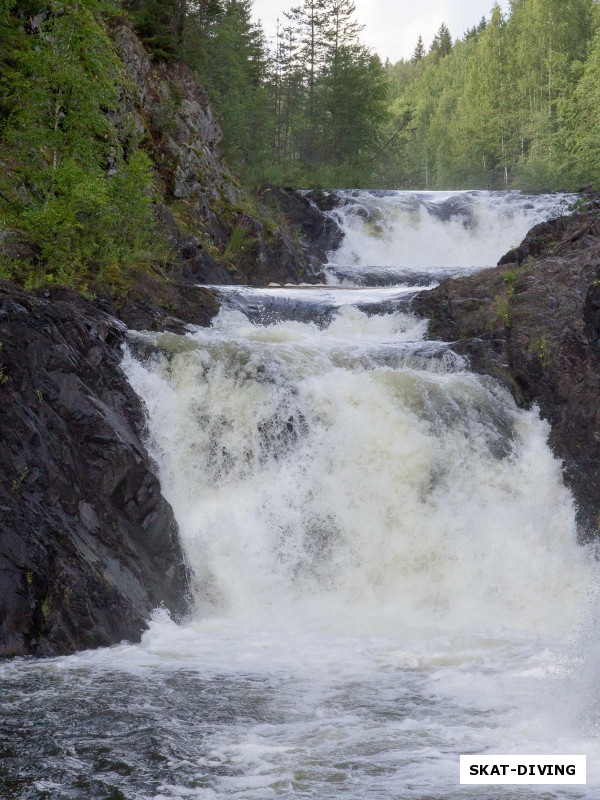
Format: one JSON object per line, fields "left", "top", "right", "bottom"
{"left": 323, "top": 189, "right": 576, "bottom": 279}
{"left": 3, "top": 191, "right": 596, "bottom": 800}
{"left": 124, "top": 313, "right": 587, "bottom": 637}
{"left": 108, "top": 191, "right": 600, "bottom": 798}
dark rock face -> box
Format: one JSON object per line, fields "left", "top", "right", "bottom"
{"left": 0, "top": 285, "right": 191, "bottom": 657}
{"left": 98, "top": 267, "right": 221, "bottom": 334}
{"left": 413, "top": 207, "right": 600, "bottom": 536}
{"left": 258, "top": 186, "right": 343, "bottom": 265}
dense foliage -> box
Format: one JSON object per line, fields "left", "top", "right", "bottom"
{"left": 0, "top": 0, "right": 156, "bottom": 289}
{"left": 266, "top": 0, "right": 388, "bottom": 185}
{"left": 125, "top": 0, "right": 599, "bottom": 189}
{"left": 382, "top": 0, "right": 600, "bottom": 190}
{"left": 127, "top": 0, "right": 389, "bottom": 186}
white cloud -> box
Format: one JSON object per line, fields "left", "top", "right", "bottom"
{"left": 252, "top": 0, "right": 511, "bottom": 62}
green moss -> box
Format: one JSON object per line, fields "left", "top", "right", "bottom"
{"left": 11, "top": 466, "right": 29, "bottom": 493}
{"left": 529, "top": 336, "right": 552, "bottom": 365}
{"left": 41, "top": 594, "right": 52, "bottom": 621}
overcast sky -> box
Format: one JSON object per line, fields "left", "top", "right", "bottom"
{"left": 252, "top": 0, "right": 511, "bottom": 63}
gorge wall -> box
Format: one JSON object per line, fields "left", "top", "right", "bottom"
{"left": 0, "top": 287, "right": 190, "bottom": 657}
{"left": 110, "top": 23, "right": 325, "bottom": 294}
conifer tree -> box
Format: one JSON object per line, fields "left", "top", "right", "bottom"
{"left": 411, "top": 35, "right": 425, "bottom": 63}
{"left": 285, "top": 0, "right": 327, "bottom": 163}
{"left": 125, "top": 0, "right": 186, "bottom": 58}
{"left": 436, "top": 23, "right": 453, "bottom": 56}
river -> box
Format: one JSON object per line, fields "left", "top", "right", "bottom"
{"left": 2, "top": 191, "right": 599, "bottom": 799}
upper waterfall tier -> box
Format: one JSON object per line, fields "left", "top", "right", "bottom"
{"left": 319, "top": 190, "right": 576, "bottom": 275}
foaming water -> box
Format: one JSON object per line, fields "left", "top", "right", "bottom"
{"left": 2, "top": 190, "right": 598, "bottom": 800}
{"left": 325, "top": 190, "right": 576, "bottom": 274}
{"left": 123, "top": 314, "right": 587, "bottom": 635}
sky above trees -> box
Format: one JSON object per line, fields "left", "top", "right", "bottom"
{"left": 253, "top": 0, "right": 511, "bottom": 61}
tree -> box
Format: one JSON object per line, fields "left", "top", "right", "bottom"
{"left": 125, "top": 0, "right": 188, "bottom": 58}
{"left": 320, "top": 45, "right": 388, "bottom": 165}
{"left": 272, "top": 21, "right": 305, "bottom": 166}
{"left": 430, "top": 23, "right": 452, "bottom": 59}
{"left": 190, "top": 0, "right": 272, "bottom": 175}
{"left": 1, "top": 1, "right": 155, "bottom": 283}
{"left": 411, "top": 35, "right": 425, "bottom": 63}
{"left": 324, "top": 0, "right": 363, "bottom": 60}
{"left": 285, "top": 0, "right": 328, "bottom": 163}
{"left": 566, "top": 19, "right": 600, "bottom": 186}
{"left": 0, "top": 0, "right": 15, "bottom": 17}
{"left": 507, "top": 0, "right": 595, "bottom": 187}
{"left": 455, "top": 4, "right": 514, "bottom": 186}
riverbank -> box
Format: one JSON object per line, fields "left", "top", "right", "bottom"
{"left": 413, "top": 200, "right": 600, "bottom": 535}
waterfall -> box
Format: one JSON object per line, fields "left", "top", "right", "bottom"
{"left": 124, "top": 311, "right": 588, "bottom": 637}
{"left": 322, "top": 189, "right": 575, "bottom": 274}
{"left": 4, "top": 190, "right": 594, "bottom": 800}
{"left": 123, "top": 191, "right": 589, "bottom": 641}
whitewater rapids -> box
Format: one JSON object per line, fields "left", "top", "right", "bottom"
{"left": 1, "top": 190, "right": 599, "bottom": 800}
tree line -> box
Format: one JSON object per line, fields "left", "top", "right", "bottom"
{"left": 125, "top": 0, "right": 389, "bottom": 186}
{"left": 383, "top": 0, "right": 600, "bottom": 190}
{"left": 1, "top": 0, "right": 599, "bottom": 293}
{"left": 126, "top": 0, "right": 599, "bottom": 190}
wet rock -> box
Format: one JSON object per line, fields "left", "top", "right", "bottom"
{"left": 413, "top": 207, "right": 600, "bottom": 536}
{"left": 256, "top": 186, "right": 343, "bottom": 266}
{"left": 0, "top": 284, "right": 191, "bottom": 657}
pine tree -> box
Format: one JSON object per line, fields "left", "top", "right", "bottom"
{"left": 273, "top": 22, "right": 304, "bottom": 164}
{"left": 320, "top": 46, "right": 388, "bottom": 165}
{"left": 437, "top": 23, "right": 453, "bottom": 56}
{"left": 411, "top": 35, "right": 425, "bottom": 63}
{"left": 125, "top": 0, "right": 186, "bottom": 58}
{"left": 323, "top": 0, "right": 363, "bottom": 60}
{"left": 285, "top": 0, "right": 329, "bottom": 163}
{"left": 195, "top": 0, "right": 272, "bottom": 174}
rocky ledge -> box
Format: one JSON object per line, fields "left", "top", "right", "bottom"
{"left": 413, "top": 203, "right": 600, "bottom": 536}
{"left": 0, "top": 285, "right": 192, "bottom": 657}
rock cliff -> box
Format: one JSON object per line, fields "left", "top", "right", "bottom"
{"left": 0, "top": 286, "right": 191, "bottom": 657}
{"left": 413, "top": 203, "right": 600, "bottom": 535}
{"left": 110, "top": 24, "right": 323, "bottom": 289}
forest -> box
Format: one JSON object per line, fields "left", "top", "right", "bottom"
{"left": 383, "top": 0, "right": 600, "bottom": 190}
{"left": 0, "top": 0, "right": 599, "bottom": 289}
{"left": 122, "top": 0, "right": 600, "bottom": 189}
